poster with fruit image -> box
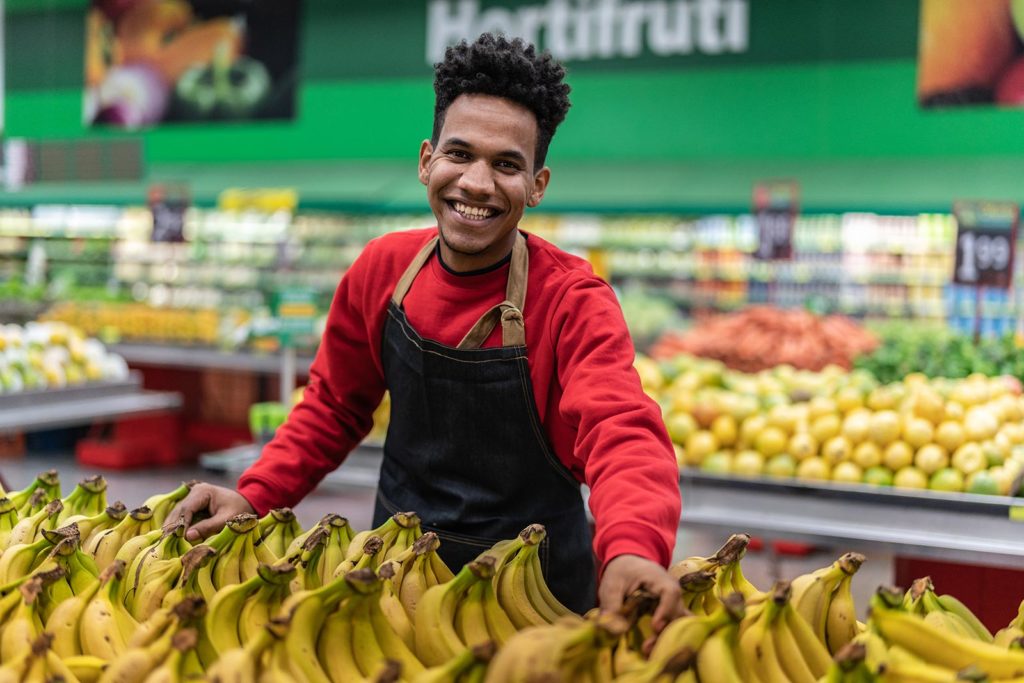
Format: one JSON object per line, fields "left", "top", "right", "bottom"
{"left": 918, "top": 0, "right": 1024, "bottom": 107}
{"left": 85, "top": 0, "right": 301, "bottom": 129}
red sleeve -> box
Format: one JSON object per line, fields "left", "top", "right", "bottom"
{"left": 551, "top": 276, "right": 681, "bottom": 572}
{"left": 236, "top": 240, "right": 388, "bottom": 515}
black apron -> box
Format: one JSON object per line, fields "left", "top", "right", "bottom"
{"left": 372, "top": 232, "right": 597, "bottom": 613}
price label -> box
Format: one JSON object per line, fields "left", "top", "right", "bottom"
{"left": 753, "top": 180, "right": 799, "bottom": 261}
{"left": 952, "top": 200, "right": 1019, "bottom": 289}
{"left": 273, "top": 286, "right": 318, "bottom": 347}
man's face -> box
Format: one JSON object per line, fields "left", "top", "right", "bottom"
{"left": 419, "top": 94, "right": 550, "bottom": 271}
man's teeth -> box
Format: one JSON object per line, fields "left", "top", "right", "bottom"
{"left": 453, "top": 202, "right": 495, "bottom": 219}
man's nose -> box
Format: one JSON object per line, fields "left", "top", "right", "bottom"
{"left": 458, "top": 159, "right": 495, "bottom": 196}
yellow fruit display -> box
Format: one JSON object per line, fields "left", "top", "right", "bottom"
{"left": 685, "top": 431, "right": 720, "bottom": 466}
{"left": 755, "top": 427, "right": 788, "bottom": 458}
{"left": 788, "top": 433, "right": 818, "bottom": 461}
{"left": 915, "top": 444, "right": 950, "bottom": 475}
{"left": 831, "top": 461, "right": 864, "bottom": 484}
{"left": 796, "top": 456, "right": 831, "bottom": 481}
{"left": 822, "top": 436, "right": 854, "bottom": 465}
{"left": 882, "top": 441, "right": 915, "bottom": 471}
{"left": 710, "top": 415, "right": 738, "bottom": 448}
{"left": 841, "top": 412, "right": 871, "bottom": 445}
{"left": 893, "top": 466, "right": 929, "bottom": 489}
{"left": 869, "top": 410, "right": 902, "bottom": 447}
{"left": 851, "top": 442, "right": 883, "bottom": 470}
{"left": 935, "top": 420, "right": 966, "bottom": 453}
{"left": 902, "top": 418, "right": 934, "bottom": 450}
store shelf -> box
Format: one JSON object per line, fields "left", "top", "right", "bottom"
{"left": 0, "top": 372, "right": 182, "bottom": 433}
{"left": 110, "top": 343, "right": 315, "bottom": 375}
{"left": 679, "top": 471, "right": 1024, "bottom": 570}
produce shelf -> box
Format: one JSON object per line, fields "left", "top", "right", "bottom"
{"left": 200, "top": 442, "right": 384, "bottom": 490}
{"left": 0, "top": 372, "right": 182, "bottom": 433}
{"left": 679, "top": 471, "right": 1024, "bottom": 570}
{"left": 110, "top": 343, "right": 315, "bottom": 375}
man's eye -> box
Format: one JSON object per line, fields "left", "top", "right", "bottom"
{"left": 447, "top": 150, "right": 469, "bottom": 159}
{"left": 497, "top": 161, "right": 521, "bottom": 170}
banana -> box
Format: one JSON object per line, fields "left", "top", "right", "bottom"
{"left": 495, "top": 542, "right": 557, "bottom": 630}
{"left": 454, "top": 561, "right": 498, "bottom": 648}
{"left": 205, "top": 572, "right": 263, "bottom": 655}
{"left": 870, "top": 585, "right": 1024, "bottom": 678}
{"left": 996, "top": 599, "right": 1024, "bottom": 647}
{"left": 399, "top": 535, "right": 440, "bottom": 620}
{"left": 933, "top": 593, "right": 994, "bottom": 643}
{"left": 416, "top": 557, "right": 496, "bottom": 666}
{"left": 679, "top": 568, "right": 719, "bottom": 615}
{"left": 64, "top": 502, "right": 128, "bottom": 547}
{"left": 290, "top": 525, "right": 330, "bottom": 591}
{"left": 285, "top": 570, "right": 365, "bottom": 683}
{"left": 0, "top": 536, "right": 52, "bottom": 584}
{"left": 6, "top": 498, "right": 63, "bottom": 548}
{"left": 45, "top": 564, "right": 102, "bottom": 657}
{"left": 318, "top": 591, "right": 366, "bottom": 683}
{"left": 87, "top": 506, "right": 155, "bottom": 571}
{"left": 0, "top": 572, "right": 58, "bottom": 662}
{"left": 205, "top": 620, "right": 280, "bottom": 683}
{"left": 142, "top": 481, "right": 195, "bottom": 529}
{"left": 9, "top": 470, "right": 61, "bottom": 515}
{"left": 695, "top": 618, "right": 743, "bottom": 683}
{"left": 97, "top": 615, "right": 177, "bottom": 683}
{"left": 522, "top": 543, "right": 574, "bottom": 622}
{"left": 140, "top": 628, "right": 198, "bottom": 683}
{"left": 0, "top": 499, "right": 20, "bottom": 550}
{"left": 826, "top": 572, "right": 859, "bottom": 655}
{"left": 237, "top": 562, "right": 296, "bottom": 645}
{"left": 58, "top": 475, "right": 108, "bottom": 523}
{"left": 81, "top": 560, "right": 136, "bottom": 661}
{"left": 377, "top": 561, "right": 416, "bottom": 650}
{"left": 783, "top": 602, "right": 834, "bottom": 678}
{"left": 257, "top": 508, "right": 302, "bottom": 560}
{"left": 650, "top": 593, "right": 744, "bottom": 667}
{"left": 738, "top": 586, "right": 788, "bottom": 683}
{"left": 162, "top": 545, "right": 217, "bottom": 608}
{"left": 284, "top": 513, "right": 353, "bottom": 561}
{"left": 791, "top": 551, "right": 864, "bottom": 645}
{"left": 65, "top": 654, "right": 110, "bottom": 683}
{"left": 767, "top": 583, "right": 819, "bottom": 683}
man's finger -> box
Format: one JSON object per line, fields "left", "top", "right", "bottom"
{"left": 598, "top": 576, "right": 626, "bottom": 615}
{"left": 185, "top": 513, "right": 228, "bottom": 542}
{"left": 164, "top": 489, "right": 206, "bottom": 533}
{"left": 651, "top": 579, "right": 683, "bottom": 632}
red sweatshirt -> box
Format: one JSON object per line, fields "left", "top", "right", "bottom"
{"left": 237, "top": 228, "right": 681, "bottom": 570}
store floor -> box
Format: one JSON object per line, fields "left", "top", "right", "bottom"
{"left": 7, "top": 451, "right": 892, "bottom": 619}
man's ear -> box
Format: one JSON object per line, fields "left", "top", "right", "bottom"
{"left": 418, "top": 140, "right": 434, "bottom": 186}
{"left": 527, "top": 167, "right": 551, "bottom": 207}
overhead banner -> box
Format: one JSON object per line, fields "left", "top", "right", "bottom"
{"left": 917, "top": 0, "right": 1024, "bottom": 107}
{"left": 84, "top": 0, "right": 301, "bottom": 129}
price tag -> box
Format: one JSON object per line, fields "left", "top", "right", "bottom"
{"left": 148, "top": 184, "right": 189, "bottom": 243}
{"left": 273, "top": 286, "right": 318, "bottom": 347}
{"left": 952, "top": 200, "right": 1019, "bottom": 289}
{"left": 753, "top": 180, "right": 799, "bottom": 261}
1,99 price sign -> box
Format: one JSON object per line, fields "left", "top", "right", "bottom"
{"left": 952, "top": 200, "right": 1019, "bottom": 290}
{"left": 753, "top": 180, "right": 799, "bottom": 261}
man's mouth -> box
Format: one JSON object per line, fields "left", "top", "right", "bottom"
{"left": 449, "top": 201, "right": 498, "bottom": 220}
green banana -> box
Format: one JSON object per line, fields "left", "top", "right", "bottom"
{"left": 58, "top": 475, "right": 108, "bottom": 523}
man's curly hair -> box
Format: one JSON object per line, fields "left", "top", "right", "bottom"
{"left": 432, "top": 33, "right": 571, "bottom": 171}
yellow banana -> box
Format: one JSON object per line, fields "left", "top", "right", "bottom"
{"left": 64, "top": 654, "right": 110, "bottom": 683}
{"left": 996, "top": 599, "right": 1024, "bottom": 647}
{"left": 6, "top": 498, "right": 62, "bottom": 548}
{"left": 97, "top": 616, "right": 177, "bottom": 683}
{"left": 283, "top": 569, "right": 364, "bottom": 683}
{"left": 45, "top": 567, "right": 101, "bottom": 657}
{"left": 318, "top": 593, "right": 368, "bottom": 683}
{"left": 737, "top": 588, "right": 789, "bottom": 683}
{"left": 767, "top": 583, "right": 817, "bottom": 683}
{"left": 415, "top": 557, "right": 496, "bottom": 666}
{"left": 86, "top": 506, "right": 154, "bottom": 570}
{"left": 678, "top": 568, "right": 718, "bottom": 616}
{"left": 826, "top": 572, "right": 859, "bottom": 655}
{"left": 237, "top": 562, "right": 295, "bottom": 645}
{"left": 205, "top": 572, "right": 263, "bottom": 655}
{"left": 58, "top": 475, "right": 108, "bottom": 523}
{"left": 650, "top": 593, "right": 743, "bottom": 666}
{"left": 205, "top": 620, "right": 279, "bottom": 683}
{"left": 10, "top": 470, "right": 61, "bottom": 516}
{"left": 695, "top": 619, "right": 743, "bottom": 683}
{"left": 142, "top": 481, "right": 194, "bottom": 529}
{"left": 414, "top": 642, "right": 495, "bottom": 683}
{"left": 870, "top": 586, "right": 1024, "bottom": 679}
{"left": 256, "top": 508, "right": 302, "bottom": 561}
{"left": 455, "top": 571, "right": 496, "bottom": 648}
{"left": 81, "top": 560, "right": 136, "bottom": 661}
{"left": 377, "top": 561, "right": 416, "bottom": 650}
{"left": 933, "top": 592, "right": 993, "bottom": 643}
{"left": 0, "top": 498, "right": 21, "bottom": 550}
{"left": 783, "top": 605, "right": 833, "bottom": 678}
{"left": 0, "top": 573, "right": 52, "bottom": 662}
{"left": 791, "top": 552, "right": 864, "bottom": 645}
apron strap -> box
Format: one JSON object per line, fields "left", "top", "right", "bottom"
{"left": 391, "top": 232, "right": 529, "bottom": 349}
{"left": 457, "top": 233, "right": 528, "bottom": 349}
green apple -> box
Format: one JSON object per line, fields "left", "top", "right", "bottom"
{"left": 1014, "top": 0, "right": 1024, "bottom": 41}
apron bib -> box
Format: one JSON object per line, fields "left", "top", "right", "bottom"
{"left": 373, "top": 232, "right": 597, "bottom": 613}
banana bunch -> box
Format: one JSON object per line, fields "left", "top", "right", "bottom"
{"left": 670, "top": 534, "right": 761, "bottom": 615}
{"left": 609, "top": 590, "right": 661, "bottom": 678}
{"left": 0, "top": 633, "right": 82, "bottom": 683}
{"left": 0, "top": 523, "right": 77, "bottom": 585}
{"left": 141, "top": 481, "right": 194, "bottom": 529}
{"left": 995, "top": 598, "right": 1024, "bottom": 647}
{"left": 639, "top": 594, "right": 745, "bottom": 678}
{"left": 206, "top": 561, "right": 297, "bottom": 655}
{"left": 85, "top": 506, "right": 159, "bottom": 570}
{"left": 5, "top": 498, "right": 63, "bottom": 549}
{"left": 483, "top": 610, "right": 627, "bottom": 683}
{"left": 319, "top": 567, "right": 426, "bottom": 681}
{"left": 98, "top": 608, "right": 205, "bottom": 683}
{"left": 57, "top": 476, "right": 108, "bottom": 525}
{"left": 386, "top": 531, "right": 450, "bottom": 621}
{"left": 0, "top": 499, "right": 18, "bottom": 550}
{"left": 737, "top": 581, "right": 833, "bottom": 683}
{"left": 63, "top": 502, "right": 128, "bottom": 547}
{"left": 903, "top": 576, "right": 994, "bottom": 643}
{"left": 790, "top": 551, "right": 865, "bottom": 653}
{"left": 415, "top": 557, "right": 498, "bottom": 667}
{"left": 286, "top": 512, "right": 357, "bottom": 590}
{"left": 412, "top": 642, "right": 495, "bottom": 683}
{"left": 286, "top": 513, "right": 354, "bottom": 560}
{"left": 257, "top": 508, "right": 302, "bottom": 560}
{"left": 869, "top": 585, "right": 1024, "bottom": 679}
{"left": 39, "top": 529, "right": 100, "bottom": 607}
{"left": 333, "top": 535, "right": 387, "bottom": 580}
{"left": 491, "top": 524, "right": 573, "bottom": 630}
{"left": 9, "top": 470, "right": 61, "bottom": 517}
{"left": 121, "top": 520, "right": 193, "bottom": 620}
{"left": 0, "top": 567, "right": 66, "bottom": 662}
{"left": 204, "top": 617, "right": 291, "bottom": 683}
{"left": 160, "top": 545, "right": 218, "bottom": 610}
{"left": 197, "top": 513, "right": 276, "bottom": 597}
{"left": 342, "top": 511, "right": 424, "bottom": 574}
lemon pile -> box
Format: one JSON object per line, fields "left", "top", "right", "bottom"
{"left": 637, "top": 354, "right": 1024, "bottom": 496}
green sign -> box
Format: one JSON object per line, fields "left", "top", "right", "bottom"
{"left": 273, "top": 286, "right": 318, "bottom": 346}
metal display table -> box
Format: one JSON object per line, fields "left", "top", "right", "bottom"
{"left": 110, "top": 343, "right": 315, "bottom": 375}
{"left": 200, "top": 442, "right": 385, "bottom": 490}
{"left": 0, "top": 373, "right": 182, "bottom": 434}
{"left": 679, "top": 471, "right": 1024, "bottom": 570}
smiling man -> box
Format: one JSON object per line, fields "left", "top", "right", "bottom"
{"left": 169, "top": 33, "right": 682, "bottom": 626}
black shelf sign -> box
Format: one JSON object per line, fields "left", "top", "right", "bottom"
{"left": 149, "top": 184, "right": 190, "bottom": 244}
{"left": 753, "top": 180, "right": 799, "bottom": 261}
{"left": 952, "top": 200, "right": 1018, "bottom": 290}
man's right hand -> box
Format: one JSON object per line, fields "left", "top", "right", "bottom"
{"left": 164, "top": 482, "right": 255, "bottom": 542}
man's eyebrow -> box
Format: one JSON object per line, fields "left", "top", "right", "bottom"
{"left": 442, "top": 138, "right": 527, "bottom": 164}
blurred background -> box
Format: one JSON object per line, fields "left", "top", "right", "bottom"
{"left": 3, "top": 0, "right": 1024, "bottom": 625}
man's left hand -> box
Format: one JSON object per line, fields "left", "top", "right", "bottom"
{"left": 598, "top": 554, "right": 683, "bottom": 633}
